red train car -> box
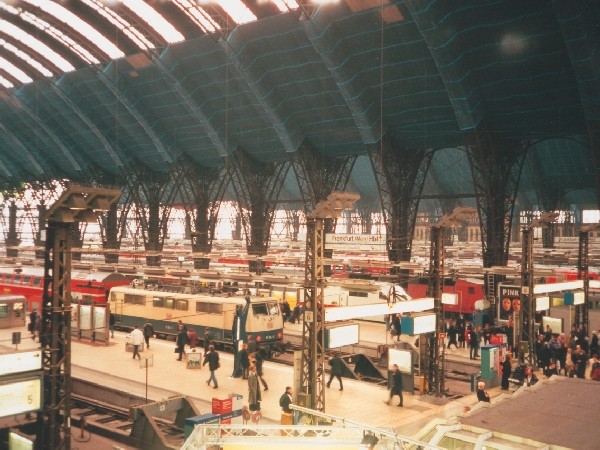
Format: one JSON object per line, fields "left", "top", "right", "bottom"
{"left": 406, "top": 277, "right": 485, "bottom": 316}
{"left": 0, "top": 266, "right": 131, "bottom": 312}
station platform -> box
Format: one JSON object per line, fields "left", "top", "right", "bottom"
{"left": 0, "top": 323, "right": 507, "bottom": 441}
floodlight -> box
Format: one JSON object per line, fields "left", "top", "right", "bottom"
{"left": 66, "top": 194, "right": 87, "bottom": 210}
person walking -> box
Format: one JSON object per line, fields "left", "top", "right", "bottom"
{"left": 240, "top": 343, "right": 250, "bottom": 379}
{"left": 203, "top": 345, "right": 220, "bottom": 388}
{"left": 501, "top": 353, "right": 512, "bottom": 390}
{"left": 129, "top": 325, "right": 144, "bottom": 360}
{"left": 143, "top": 321, "right": 154, "bottom": 349}
{"left": 279, "top": 386, "right": 293, "bottom": 414}
{"left": 254, "top": 350, "right": 269, "bottom": 391}
{"left": 385, "top": 364, "right": 403, "bottom": 407}
{"left": 326, "top": 352, "right": 344, "bottom": 391}
{"left": 247, "top": 365, "right": 262, "bottom": 411}
{"left": 176, "top": 324, "right": 188, "bottom": 361}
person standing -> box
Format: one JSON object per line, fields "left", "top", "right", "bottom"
{"left": 203, "top": 345, "right": 220, "bottom": 388}
{"left": 572, "top": 345, "right": 587, "bottom": 379}
{"left": 109, "top": 312, "right": 116, "bottom": 338}
{"left": 279, "top": 386, "right": 293, "bottom": 413}
{"left": 456, "top": 316, "right": 466, "bottom": 348}
{"left": 390, "top": 314, "right": 402, "bottom": 341}
{"left": 29, "top": 310, "right": 37, "bottom": 339}
{"left": 476, "top": 381, "right": 490, "bottom": 402}
{"left": 143, "top": 321, "right": 154, "bottom": 349}
{"left": 187, "top": 328, "right": 198, "bottom": 349}
{"left": 447, "top": 319, "right": 458, "bottom": 349}
{"left": 255, "top": 350, "right": 269, "bottom": 391}
{"left": 247, "top": 365, "right": 262, "bottom": 411}
{"left": 469, "top": 326, "right": 480, "bottom": 359}
{"left": 501, "top": 353, "right": 512, "bottom": 390}
{"left": 203, "top": 328, "right": 213, "bottom": 354}
{"left": 129, "top": 325, "right": 144, "bottom": 360}
{"left": 176, "top": 324, "right": 188, "bottom": 361}
{"left": 326, "top": 352, "right": 344, "bottom": 391}
{"left": 240, "top": 343, "right": 250, "bottom": 379}
{"left": 385, "top": 364, "right": 403, "bottom": 407}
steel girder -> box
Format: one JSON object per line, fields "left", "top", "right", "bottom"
{"left": 519, "top": 227, "right": 536, "bottom": 367}
{"left": 292, "top": 143, "right": 357, "bottom": 233}
{"left": 466, "top": 124, "right": 527, "bottom": 268}
{"left": 368, "top": 138, "right": 433, "bottom": 278}
{"left": 227, "top": 148, "right": 290, "bottom": 266}
{"left": 300, "top": 217, "right": 326, "bottom": 412}
{"left": 426, "top": 226, "right": 445, "bottom": 398}
{"left": 38, "top": 222, "right": 72, "bottom": 450}
{"left": 126, "top": 163, "right": 181, "bottom": 266}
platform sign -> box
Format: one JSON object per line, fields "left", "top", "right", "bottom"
{"left": 535, "top": 296, "right": 550, "bottom": 311}
{"left": 0, "top": 350, "right": 42, "bottom": 377}
{"left": 401, "top": 313, "right": 436, "bottom": 336}
{"left": 388, "top": 348, "right": 412, "bottom": 374}
{"left": 325, "top": 233, "right": 386, "bottom": 251}
{"left": 324, "top": 323, "right": 359, "bottom": 349}
{"left": 441, "top": 293, "right": 458, "bottom": 305}
{"left": 542, "top": 316, "right": 563, "bottom": 334}
{"left": 324, "top": 298, "right": 434, "bottom": 322}
{"left": 0, "top": 377, "right": 41, "bottom": 417}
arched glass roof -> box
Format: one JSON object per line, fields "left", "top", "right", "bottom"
{"left": 0, "top": 0, "right": 597, "bottom": 212}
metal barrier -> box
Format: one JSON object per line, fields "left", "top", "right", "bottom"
{"left": 182, "top": 404, "right": 443, "bottom": 450}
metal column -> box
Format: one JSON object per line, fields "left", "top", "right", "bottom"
{"left": 300, "top": 216, "right": 326, "bottom": 412}
{"left": 38, "top": 222, "right": 73, "bottom": 450}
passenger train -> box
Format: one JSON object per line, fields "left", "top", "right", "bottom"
{"left": 109, "top": 286, "right": 284, "bottom": 355}
{"left": 0, "top": 266, "right": 130, "bottom": 313}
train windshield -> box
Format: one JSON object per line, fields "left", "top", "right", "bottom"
{"left": 252, "top": 302, "right": 280, "bottom": 316}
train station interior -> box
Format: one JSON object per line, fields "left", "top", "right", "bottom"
{"left": 0, "top": 0, "right": 600, "bottom": 449}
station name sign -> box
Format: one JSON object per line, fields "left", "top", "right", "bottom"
{"left": 325, "top": 234, "right": 386, "bottom": 250}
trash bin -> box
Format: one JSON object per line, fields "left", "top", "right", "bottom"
{"left": 281, "top": 412, "right": 293, "bottom": 436}
{"left": 186, "top": 348, "right": 202, "bottom": 369}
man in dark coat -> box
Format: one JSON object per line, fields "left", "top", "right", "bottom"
{"left": 501, "top": 353, "right": 512, "bottom": 390}
{"left": 326, "top": 352, "right": 344, "bottom": 391}
{"left": 176, "top": 324, "right": 188, "bottom": 361}
{"left": 385, "top": 364, "right": 403, "bottom": 406}
{"left": 143, "top": 321, "right": 154, "bottom": 349}
{"left": 469, "top": 326, "right": 480, "bottom": 359}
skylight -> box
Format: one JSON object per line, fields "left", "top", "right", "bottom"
{"left": 0, "top": 56, "right": 32, "bottom": 87}
{"left": 23, "top": 0, "right": 124, "bottom": 60}
{"left": 121, "top": 0, "right": 185, "bottom": 44}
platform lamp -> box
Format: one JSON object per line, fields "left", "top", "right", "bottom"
{"left": 519, "top": 211, "right": 559, "bottom": 367}
{"left": 299, "top": 191, "right": 359, "bottom": 414}
{"left": 38, "top": 185, "right": 121, "bottom": 450}
{"left": 427, "top": 207, "right": 476, "bottom": 399}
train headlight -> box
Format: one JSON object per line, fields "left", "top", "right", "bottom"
{"left": 277, "top": 332, "right": 283, "bottom": 339}
{"left": 256, "top": 336, "right": 263, "bottom": 342}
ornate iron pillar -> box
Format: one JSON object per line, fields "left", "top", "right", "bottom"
{"left": 228, "top": 148, "right": 290, "bottom": 273}
{"left": 103, "top": 202, "right": 120, "bottom": 264}
{"left": 369, "top": 138, "right": 432, "bottom": 286}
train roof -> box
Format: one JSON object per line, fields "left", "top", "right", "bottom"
{"left": 0, "top": 266, "right": 128, "bottom": 282}
{"left": 110, "top": 286, "right": 277, "bottom": 304}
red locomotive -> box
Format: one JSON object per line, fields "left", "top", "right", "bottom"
{"left": 0, "top": 266, "right": 130, "bottom": 312}
{"left": 405, "top": 277, "right": 485, "bottom": 316}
